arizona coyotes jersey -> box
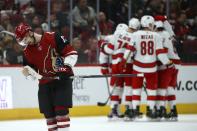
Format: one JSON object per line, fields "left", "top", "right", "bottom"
{"left": 104, "top": 31, "right": 133, "bottom": 64}
{"left": 125, "top": 30, "right": 170, "bottom": 73}
{"left": 157, "top": 30, "right": 181, "bottom": 69}
{"left": 23, "top": 32, "right": 77, "bottom": 84}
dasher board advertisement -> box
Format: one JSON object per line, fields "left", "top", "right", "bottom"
{"left": 0, "top": 76, "right": 13, "bottom": 109}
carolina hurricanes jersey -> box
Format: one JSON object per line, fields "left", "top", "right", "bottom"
{"left": 104, "top": 31, "right": 133, "bottom": 64}
{"left": 157, "top": 30, "right": 181, "bottom": 70}
{"left": 99, "top": 35, "right": 113, "bottom": 70}
{"left": 124, "top": 30, "right": 170, "bottom": 73}
{"left": 23, "top": 32, "right": 77, "bottom": 84}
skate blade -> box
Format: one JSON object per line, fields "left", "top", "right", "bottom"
{"left": 146, "top": 117, "right": 160, "bottom": 122}
{"left": 124, "top": 117, "right": 134, "bottom": 121}
{"left": 167, "top": 117, "right": 178, "bottom": 122}
{"left": 108, "top": 116, "right": 123, "bottom": 121}
{"left": 137, "top": 114, "right": 143, "bottom": 119}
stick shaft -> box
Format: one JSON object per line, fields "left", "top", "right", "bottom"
{"left": 70, "top": 74, "right": 143, "bottom": 79}
{"left": 40, "top": 74, "right": 144, "bottom": 80}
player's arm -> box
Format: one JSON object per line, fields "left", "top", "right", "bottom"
{"left": 166, "top": 32, "right": 181, "bottom": 63}
{"left": 122, "top": 34, "right": 136, "bottom": 62}
{"left": 54, "top": 32, "right": 78, "bottom": 68}
{"left": 103, "top": 42, "right": 114, "bottom": 55}
{"left": 123, "top": 42, "right": 135, "bottom": 61}
{"left": 156, "top": 34, "right": 172, "bottom": 66}
{"left": 22, "top": 53, "right": 39, "bottom": 80}
{"left": 99, "top": 51, "right": 110, "bottom": 75}
{"left": 118, "top": 40, "right": 136, "bottom": 72}
{"left": 101, "top": 35, "right": 115, "bottom": 55}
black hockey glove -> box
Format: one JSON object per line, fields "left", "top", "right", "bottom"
{"left": 57, "top": 65, "right": 74, "bottom": 80}
{"left": 166, "top": 61, "right": 175, "bottom": 69}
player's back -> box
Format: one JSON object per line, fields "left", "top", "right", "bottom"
{"left": 113, "top": 30, "right": 133, "bottom": 63}
{"left": 132, "top": 30, "right": 162, "bottom": 72}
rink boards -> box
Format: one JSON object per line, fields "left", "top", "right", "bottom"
{"left": 0, "top": 65, "right": 197, "bottom": 120}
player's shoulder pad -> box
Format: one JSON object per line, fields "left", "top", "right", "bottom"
{"left": 54, "top": 32, "right": 70, "bottom": 53}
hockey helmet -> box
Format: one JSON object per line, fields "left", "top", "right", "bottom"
{"left": 114, "top": 23, "right": 128, "bottom": 35}
{"left": 128, "top": 18, "right": 140, "bottom": 30}
{"left": 140, "top": 15, "right": 155, "bottom": 29}
{"left": 15, "top": 23, "right": 32, "bottom": 46}
{"left": 115, "top": 23, "right": 128, "bottom": 32}
{"left": 154, "top": 21, "right": 164, "bottom": 29}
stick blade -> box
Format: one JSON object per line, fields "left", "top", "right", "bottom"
{"left": 97, "top": 102, "right": 107, "bottom": 106}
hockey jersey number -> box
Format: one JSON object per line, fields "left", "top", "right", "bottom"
{"left": 140, "top": 41, "right": 154, "bottom": 55}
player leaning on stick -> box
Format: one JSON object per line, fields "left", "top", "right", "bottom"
{"left": 14, "top": 23, "right": 78, "bottom": 131}
{"left": 154, "top": 15, "right": 181, "bottom": 121}
{"left": 119, "top": 15, "right": 175, "bottom": 120}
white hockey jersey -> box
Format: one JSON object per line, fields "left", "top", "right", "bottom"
{"left": 103, "top": 31, "right": 134, "bottom": 65}
{"left": 99, "top": 35, "right": 113, "bottom": 70}
{"left": 124, "top": 30, "right": 170, "bottom": 73}
{"left": 157, "top": 30, "right": 181, "bottom": 70}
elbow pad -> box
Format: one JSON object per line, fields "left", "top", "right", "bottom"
{"left": 64, "top": 54, "right": 78, "bottom": 67}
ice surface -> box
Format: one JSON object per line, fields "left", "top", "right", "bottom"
{"left": 0, "top": 115, "right": 197, "bottom": 131}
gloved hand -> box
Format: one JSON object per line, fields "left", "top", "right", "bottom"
{"left": 118, "top": 59, "right": 127, "bottom": 73}
{"left": 101, "top": 68, "right": 109, "bottom": 75}
{"left": 166, "top": 61, "right": 175, "bottom": 69}
{"left": 57, "top": 65, "right": 74, "bottom": 79}
{"left": 97, "top": 39, "right": 108, "bottom": 54}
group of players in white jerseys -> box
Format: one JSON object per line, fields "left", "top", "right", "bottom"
{"left": 98, "top": 15, "right": 181, "bottom": 121}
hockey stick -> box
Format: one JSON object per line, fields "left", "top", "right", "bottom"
{"left": 70, "top": 74, "right": 143, "bottom": 79}
{"left": 97, "top": 76, "right": 113, "bottom": 106}
{"left": 97, "top": 85, "right": 116, "bottom": 106}
{"left": 97, "top": 44, "right": 136, "bottom": 106}
{"left": 97, "top": 79, "right": 147, "bottom": 107}
{"left": 0, "top": 29, "right": 15, "bottom": 37}
{"left": 39, "top": 74, "right": 144, "bottom": 80}
{"left": 97, "top": 73, "right": 143, "bottom": 106}
{"left": 105, "top": 77, "right": 111, "bottom": 97}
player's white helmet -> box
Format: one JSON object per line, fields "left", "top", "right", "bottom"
{"left": 140, "top": 15, "right": 155, "bottom": 30}
{"left": 114, "top": 23, "right": 128, "bottom": 35}
{"left": 115, "top": 23, "right": 128, "bottom": 31}
{"left": 129, "top": 18, "right": 140, "bottom": 30}
{"left": 154, "top": 21, "right": 164, "bottom": 29}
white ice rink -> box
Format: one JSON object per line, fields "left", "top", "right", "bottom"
{"left": 0, "top": 115, "right": 197, "bottom": 131}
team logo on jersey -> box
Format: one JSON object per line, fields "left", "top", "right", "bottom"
{"left": 61, "top": 36, "right": 67, "bottom": 43}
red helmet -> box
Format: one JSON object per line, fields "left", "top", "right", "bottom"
{"left": 14, "top": 23, "right": 32, "bottom": 41}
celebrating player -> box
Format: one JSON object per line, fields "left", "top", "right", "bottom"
{"left": 99, "top": 24, "right": 129, "bottom": 120}
{"left": 154, "top": 16, "right": 181, "bottom": 121}
{"left": 120, "top": 15, "right": 174, "bottom": 120}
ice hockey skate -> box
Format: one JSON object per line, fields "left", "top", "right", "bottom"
{"left": 165, "top": 105, "right": 178, "bottom": 121}
{"left": 107, "top": 105, "right": 124, "bottom": 121}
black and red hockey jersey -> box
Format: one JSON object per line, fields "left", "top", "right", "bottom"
{"left": 23, "top": 32, "right": 77, "bottom": 84}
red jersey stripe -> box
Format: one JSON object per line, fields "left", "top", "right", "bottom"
{"left": 134, "top": 60, "right": 157, "bottom": 68}
{"left": 156, "top": 49, "right": 167, "bottom": 55}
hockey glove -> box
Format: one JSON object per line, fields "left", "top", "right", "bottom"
{"left": 101, "top": 68, "right": 109, "bottom": 75}
{"left": 166, "top": 61, "right": 175, "bottom": 69}
{"left": 98, "top": 39, "right": 108, "bottom": 54}
{"left": 57, "top": 65, "right": 74, "bottom": 79}
{"left": 118, "top": 58, "right": 127, "bottom": 73}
